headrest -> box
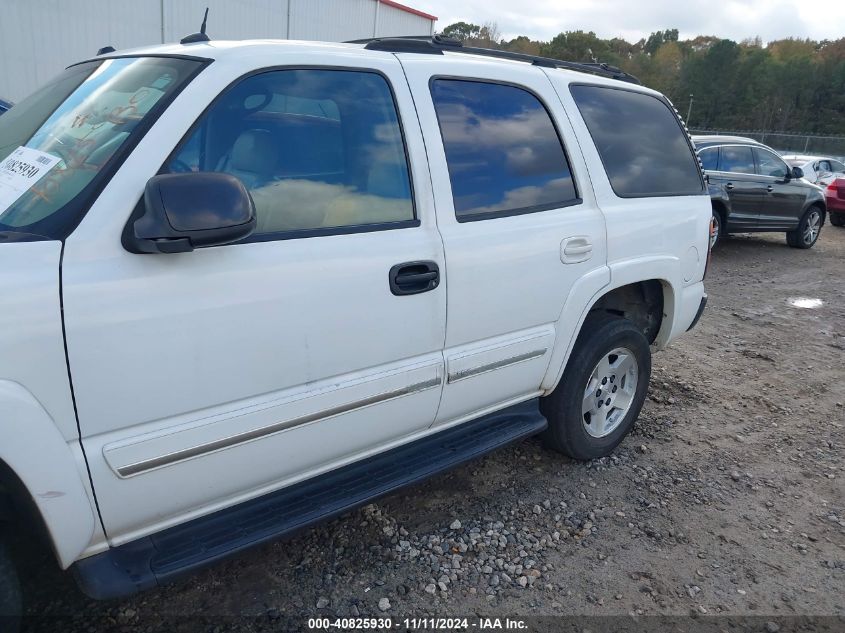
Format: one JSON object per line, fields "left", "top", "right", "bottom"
{"left": 230, "top": 129, "right": 276, "bottom": 175}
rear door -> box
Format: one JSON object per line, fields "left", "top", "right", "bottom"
{"left": 62, "top": 54, "right": 447, "bottom": 543}
{"left": 754, "top": 147, "right": 806, "bottom": 230}
{"left": 399, "top": 55, "right": 608, "bottom": 425}
{"left": 712, "top": 145, "right": 764, "bottom": 229}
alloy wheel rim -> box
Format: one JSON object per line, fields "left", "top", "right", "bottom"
{"left": 711, "top": 214, "right": 720, "bottom": 247}
{"left": 582, "top": 347, "right": 639, "bottom": 438}
{"left": 804, "top": 211, "right": 820, "bottom": 244}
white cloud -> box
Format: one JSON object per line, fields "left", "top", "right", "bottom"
{"left": 416, "top": 0, "right": 845, "bottom": 44}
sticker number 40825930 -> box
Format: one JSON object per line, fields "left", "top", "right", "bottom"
{"left": 0, "top": 146, "right": 61, "bottom": 213}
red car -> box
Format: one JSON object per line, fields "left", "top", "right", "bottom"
{"left": 826, "top": 178, "right": 845, "bottom": 227}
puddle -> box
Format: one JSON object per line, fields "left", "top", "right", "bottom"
{"left": 788, "top": 297, "right": 824, "bottom": 309}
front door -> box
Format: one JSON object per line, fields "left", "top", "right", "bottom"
{"left": 62, "top": 58, "right": 446, "bottom": 544}
{"left": 399, "top": 56, "right": 608, "bottom": 425}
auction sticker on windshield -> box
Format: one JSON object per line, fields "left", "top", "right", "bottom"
{"left": 0, "top": 146, "right": 61, "bottom": 213}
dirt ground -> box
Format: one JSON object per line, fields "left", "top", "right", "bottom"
{"left": 17, "top": 227, "right": 845, "bottom": 632}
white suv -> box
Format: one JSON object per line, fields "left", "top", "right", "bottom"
{"left": 0, "top": 36, "right": 710, "bottom": 615}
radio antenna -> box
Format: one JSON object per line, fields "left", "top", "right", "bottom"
{"left": 180, "top": 7, "right": 211, "bottom": 44}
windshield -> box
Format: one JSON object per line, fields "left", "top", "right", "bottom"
{"left": 0, "top": 56, "right": 204, "bottom": 240}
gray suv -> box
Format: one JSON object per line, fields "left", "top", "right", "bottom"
{"left": 693, "top": 135, "right": 826, "bottom": 248}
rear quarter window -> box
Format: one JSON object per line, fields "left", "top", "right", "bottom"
{"left": 570, "top": 84, "right": 704, "bottom": 198}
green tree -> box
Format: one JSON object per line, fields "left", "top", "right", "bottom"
{"left": 542, "top": 31, "right": 619, "bottom": 65}
{"left": 434, "top": 23, "right": 845, "bottom": 135}
{"left": 440, "top": 22, "right": 481, "bottom": 42}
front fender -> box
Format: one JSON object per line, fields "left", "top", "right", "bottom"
{"left": 0, "top": 380, "right": 97, "bottom": 568}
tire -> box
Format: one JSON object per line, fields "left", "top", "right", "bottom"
{"left": 0, "top": 544, "right": 21, "bottom": 633}
{"left": 710, "top": 208, "right": 724, "bottom": 248}
{"left": 540, "top": 314, "right": 651, "bottom": 460}
{"left": 786, "top": 206, "right": 823, "bottom": 248}
{"left": 830, "top": 212, "right": 845, "bottom": 227}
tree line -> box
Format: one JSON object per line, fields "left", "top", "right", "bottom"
{"left": 440, "top": 23, "right": 845, "bottom": 136}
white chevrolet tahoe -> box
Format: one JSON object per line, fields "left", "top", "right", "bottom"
{"left": 0, "top": 35, "right": 710, "bottom": 617}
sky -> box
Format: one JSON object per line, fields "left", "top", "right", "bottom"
{"left": 414, "top": 0, "right": 845, "bottom": 44}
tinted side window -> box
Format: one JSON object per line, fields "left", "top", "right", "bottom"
{"left": 430, "top": 79, "right": 577, "bottom": 220}
{"left": 718, "top": 146, "right": 755, "bottom": 174}
{"left": 165, "top": 69, "right": 413, "bottom": 237}
{"left": 754, "top": 149, "right": 788, "bottom": 178}
{"left": 698, "top": 147, "right": 719, "bottom": 171}
{"left": 569, "top": 85, "right": 703, "bottom": 197}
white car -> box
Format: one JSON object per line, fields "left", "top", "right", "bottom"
{"left": 0, "top": 36, "right": 710, "bottom": 617}
{"left": 782, "top": 154, "right": 845, "bottom": 185}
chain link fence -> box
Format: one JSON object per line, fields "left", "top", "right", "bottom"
{"left": 689, "top": 129, "right": 845, "bottom": 159}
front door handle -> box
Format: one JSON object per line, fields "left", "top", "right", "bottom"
{"left": 389, "top": 261, "right": 440, "bottom": 296}
{"left": 561, "top": 236, "right": 593, "bottom": 264}
{"left": 767, "top": 185, "right": 774, "bottom": 192}
{"left": 725, "top": 182, "right": 735, "bottom": 190}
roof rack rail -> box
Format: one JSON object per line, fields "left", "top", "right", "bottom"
{"left": 347, "top": 35, "right": 640, "bottom": 85}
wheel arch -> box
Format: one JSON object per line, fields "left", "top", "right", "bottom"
{"left": 806, "top": 198, "right": 827, "bottom": 225}
{"left": 0, "top": 380, "right": 98, "bottom": 568}
{"left": 542, "top": 267, "right": 682, "bottom": 393}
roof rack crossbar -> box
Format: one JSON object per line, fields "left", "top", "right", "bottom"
{"left": 349, "top": 36, "right": 640, "bottom": 84}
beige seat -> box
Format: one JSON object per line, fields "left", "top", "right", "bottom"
{"left": 218, "top": 129, "right": 277, "bottom": 189}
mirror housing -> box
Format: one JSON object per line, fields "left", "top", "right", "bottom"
{"left": 127, "top": 173, "right": 256, "bottom": 254}
{"left": 790, "top": 166, "right": 804, "bottom": 180}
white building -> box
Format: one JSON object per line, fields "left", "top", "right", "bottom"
{"left": 0, "top": 0, "right": 437, "bottom": 101}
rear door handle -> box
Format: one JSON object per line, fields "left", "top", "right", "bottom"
{"left": 561, "top": 236, "right": 593, "bottom": 264}
{"left": 767, "top": 185, "right": 774, "bottom": 192}
{"left": 389, "top": 261, "right": 440, "bottom": 296}
{"left": 725, "top": 182, "right": 735, "bottom": 190}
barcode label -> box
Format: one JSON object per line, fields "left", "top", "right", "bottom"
{"left": 0, "top": 146, "right": 62, "bottom": 212}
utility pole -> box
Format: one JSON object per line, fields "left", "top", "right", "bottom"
{"left": 686, "top": 94, "right": 694, "bottom": 127}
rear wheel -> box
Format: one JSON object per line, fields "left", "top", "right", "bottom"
{"left": 830, "top": 212, "right": 845, "bottom": 227}
{"left": 786, "top": 206, "right": 823, "bottom": 248}
{"left": 0, "top": 543, "right": 21, "bottom": 633}
{"left": 541, "top": 315, "right": 651, "bottom": 460}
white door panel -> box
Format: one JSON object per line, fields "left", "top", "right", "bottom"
{"left": 101, "top": 356, "right": 444, "bottom": 479}
{"left": 437, "top": 326, "right": 553, "bottom": 423}
{"left": 62, "top": 53, "right": 447, "bottom": 542}
{"left": 85, "top": 355, "right": 442, "bottom": 540}
{"left": 398, "top": 55, "right": 608, "bottom": 424}
{"left": 65, "top": 234, "right": 444, "bottom": 438}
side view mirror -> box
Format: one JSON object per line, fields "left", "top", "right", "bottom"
{"left": 790, "top": 166, "right": 804, "bottom": 180}
{"left": 127, "top": 173, "right": 256, "bottom": 254}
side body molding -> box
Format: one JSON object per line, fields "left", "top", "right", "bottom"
{"left": 0, "top": 380, "right": 97, "bottom": 567}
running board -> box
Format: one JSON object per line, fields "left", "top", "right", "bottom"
{"left": 73, "top": 399, "right": 547, "bottom": 599}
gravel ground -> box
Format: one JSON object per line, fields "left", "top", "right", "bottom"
{"left": 16, "top": 227, "right": 845, "bottom": 631}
